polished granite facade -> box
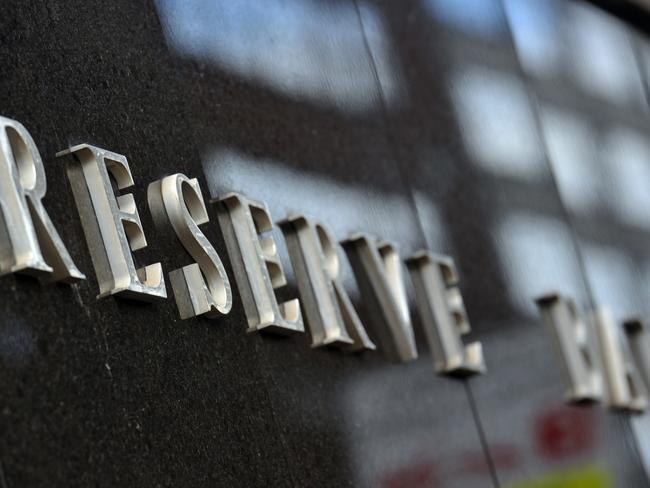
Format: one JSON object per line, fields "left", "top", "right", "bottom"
{"left": 1, "top": 0, "right": 649, "bottom": 486}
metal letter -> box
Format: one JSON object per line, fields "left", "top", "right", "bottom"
{"left": 406, "top": 251, "right": 485, "bottom": 376}
{"left": 537, "top": 295, "right": 646, "bottom": 410}
{"left": 148, "top": 174, "right": 232, "bottom": 319}
{"left": 214, "top": 193, "right": 303, "bottom": 334}
{"left": 58, "top": 144, "right": 166, "bottom": 301}
{"left": 0, "top": 115, "right": 84, "bottom": 282}
{"left": 536, "top": 294, "right": 602, "bottom": 403}
{"left": 594, "top": 308, "right": 646, "bottom": 411}
{"left": 342, "top": 234, "right": 417, "bottom": 362}
{"left": 279, "top": 214, "right": 375, "bottom": 350}
{"left": 624, "top": 319, "right": 650, "bottom": 395}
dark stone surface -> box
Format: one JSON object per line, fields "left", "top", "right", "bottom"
{"left": 0, "top": 1, "right": 486, "bottom": 487}
{"left": 0, "top": 0, "right": 648, "bottom": 487}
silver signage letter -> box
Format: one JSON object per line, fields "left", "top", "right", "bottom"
{"left": 536, "top": 294, "right": 602, "bottom": 403}
{"left": 593, "top": 308, "right": 646, "bottom": 411}
{"left": 624, "top": 319, "right": 650, "bottom": 394}
{"left": 0, "top": 115, "right": 84, "bottom": 282}
{"left": 342, "top": 234, "right": 417, "bottom": 362}
{"left": 148, "top": 174, "right": 232, "bottom": 319}
{"left": 537, "top": 295, "right": 646, "bottom": 410}
{"left": 406, "top": 251, "right": 485, "bottom": 376}
{"left": 214, "top": 193, "right": 303, "bottom": 334}
{"left": 279, "top": 214, "right": 375, "bottom": 350}
{"left": 58, "top": 144, "right": 166, "bottom": 301}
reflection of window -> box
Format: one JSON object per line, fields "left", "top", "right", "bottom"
{"left": 413, "top": 190, "right": 446, "bottom": 252}
{"left": 503, "top": 0, "right": 561, "bottom": 77}
{"left": 583, "top": 243, "right": 639, "bottom": 321}
{"left": 450, "top": 66, "right": 544, "bottom": 180}
{"left": 566, "top": 3, "right": 644, "bottom": 106}
{"left": 424, "top": 0, "right": 504, "bottom": 38}
{"left": 155, "top": 0, "right": 403, "bottom": 112}
{"left": 602, "top": 127, "right": 650, "bottom": 229}
{"left": 495, "top": 212, "right": 585, "bottom": 314}
{"left": 643, "top": 261, "right": 650, "bottom": 315}
{"left": 342, "top": 361, "right": 484, "bottom": 487}
{"left": 539, "top": 106, "right": 600, "bottom": 213}
{"left": 0, "top": 317, "right": 34, "bottom": 367}
{"left": 641, "top": 38, "right": 650, "bottom": 90}
{"left": 202, "top": 147, "right": 423, "bottom": 246}
{"left": 505, "top": 0, "right": 645, "bottom": 107}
